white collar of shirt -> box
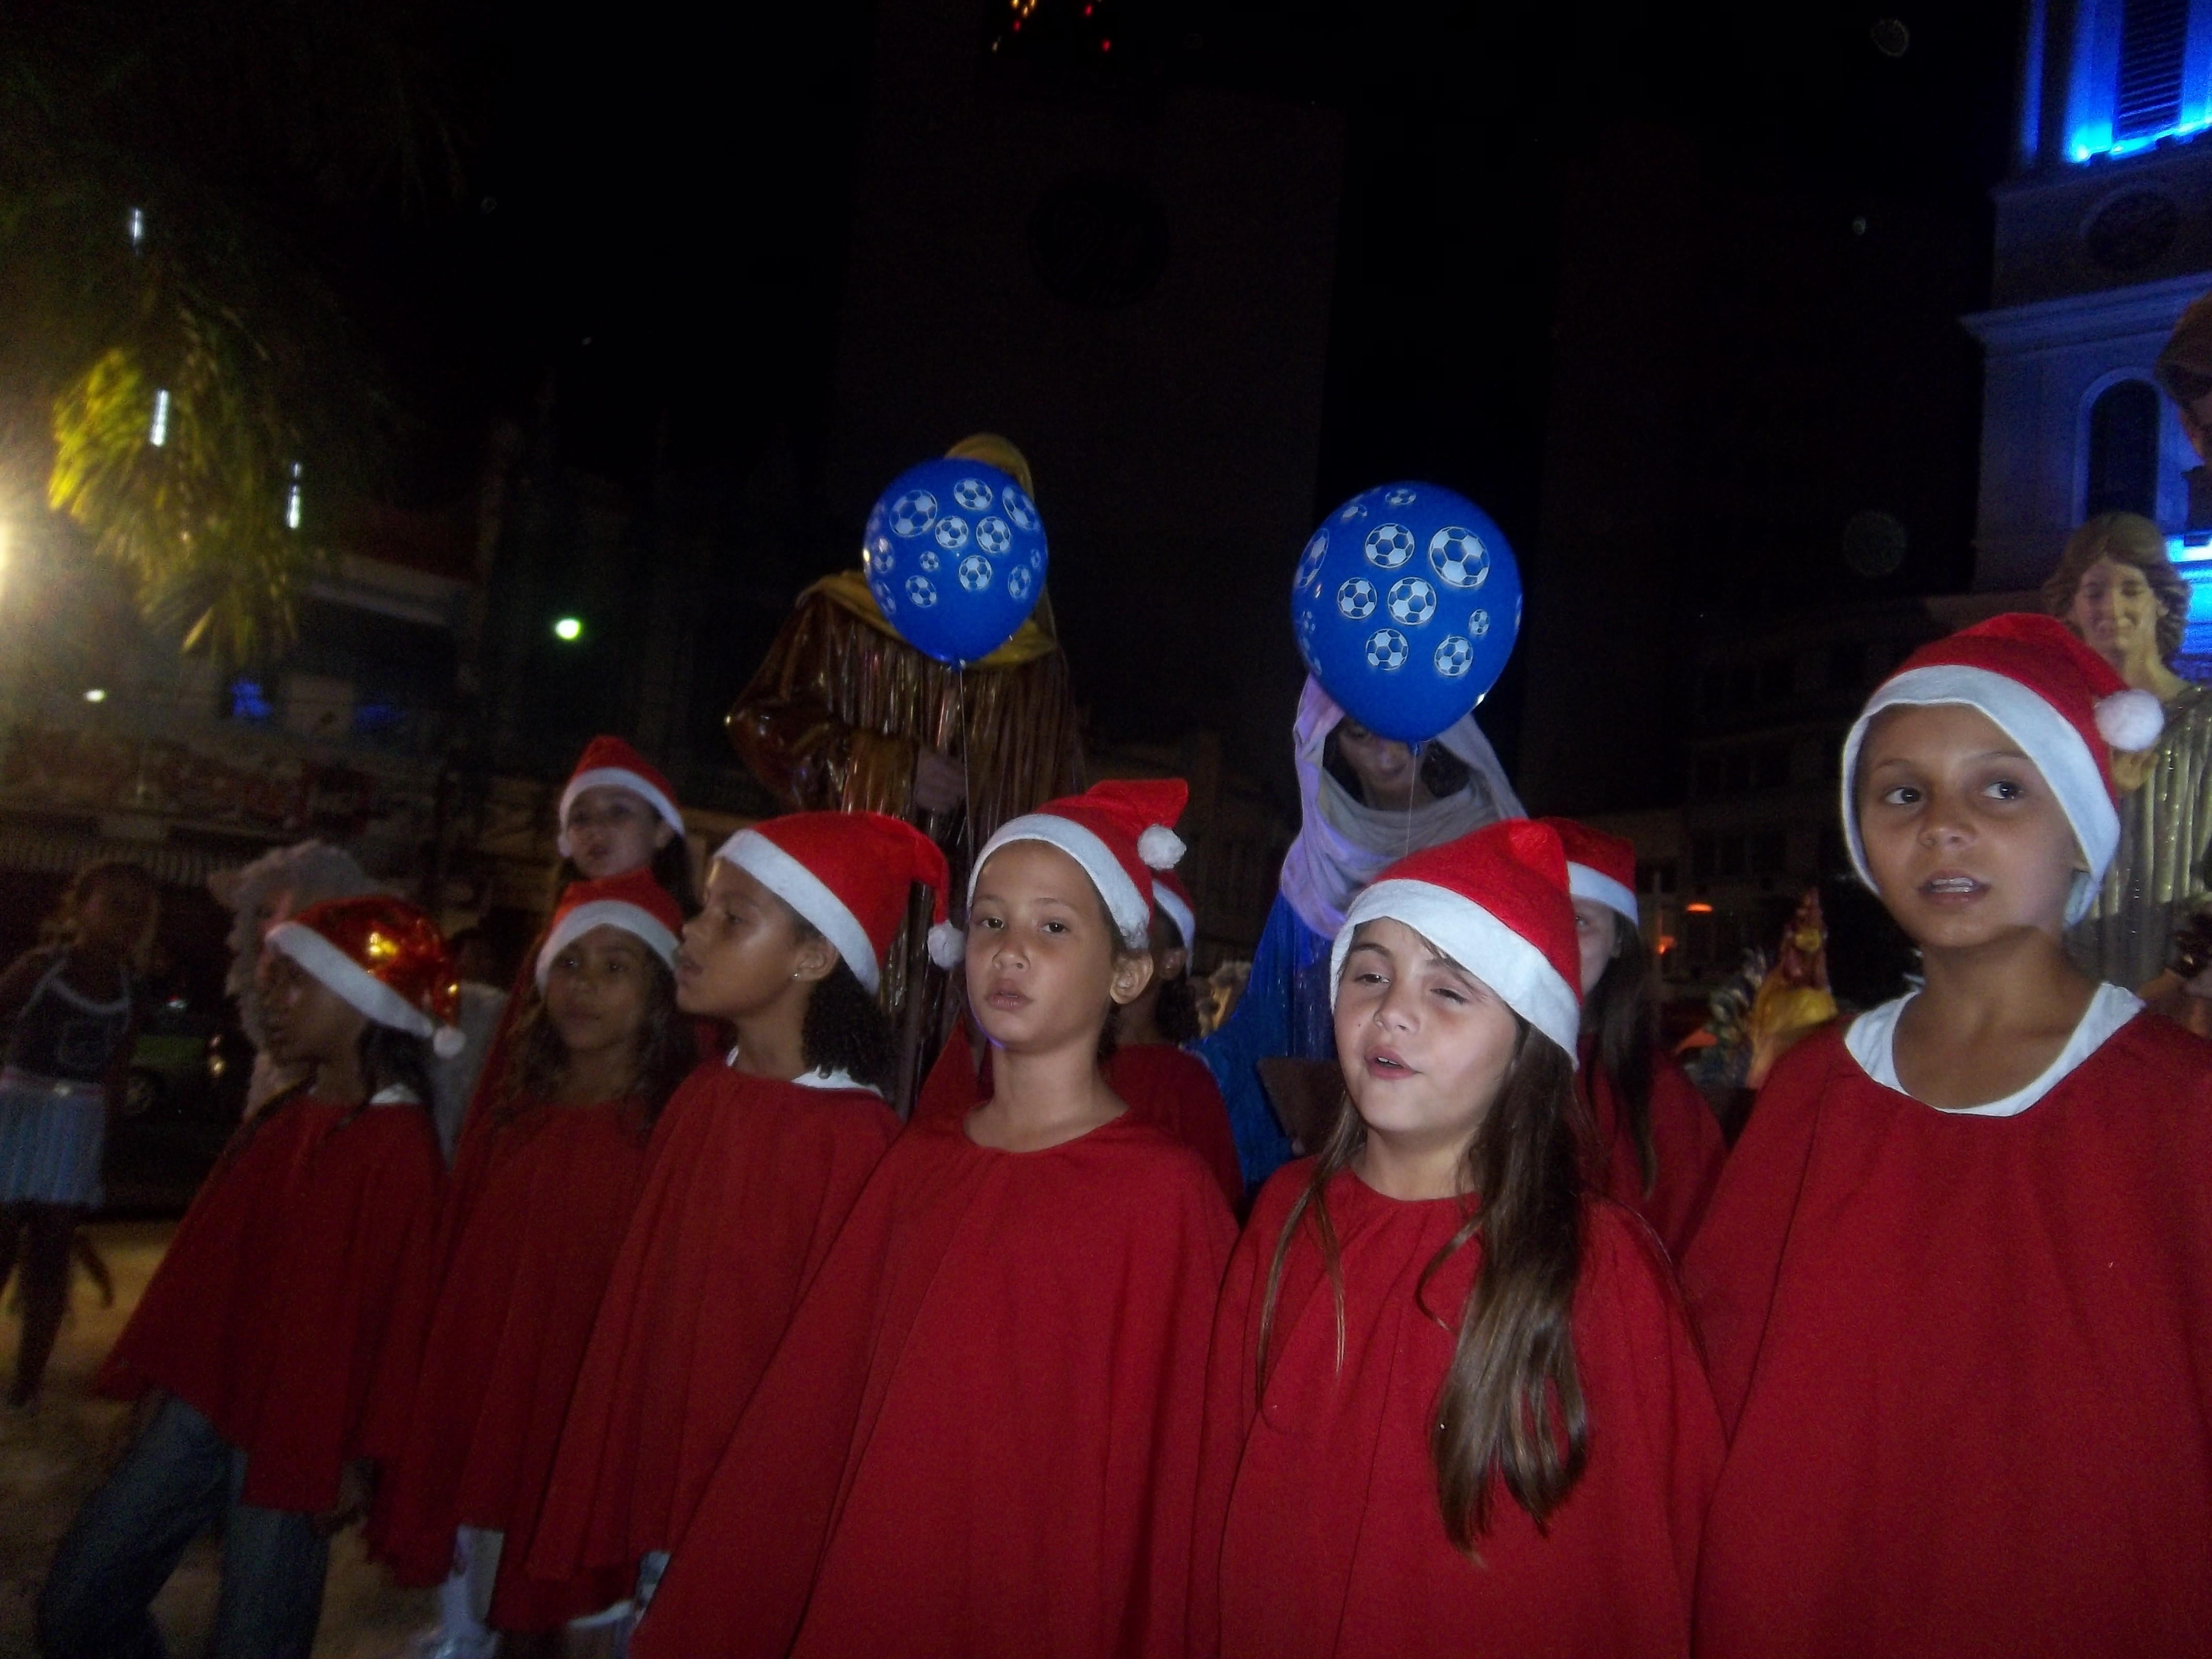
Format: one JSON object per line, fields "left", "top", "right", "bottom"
{"left": 1843, "top": 981, "right": 2142, "bottom": 1117}
{"left": 723, "top": 1047, "right": 884, "bottom": 1100}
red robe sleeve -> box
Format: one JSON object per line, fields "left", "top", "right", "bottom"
{"left": 93, "top": 1102, "right": 323, "bottom": 1413}
{"left": 1678, "top": 1030, "right": 1839, "bottom": 1435}
{"left": 1582, "top": 1045, "right": 1728, "bottom": 1263}
{"left": 235, "top": 1104, "right": 446, "bottom": 1512}
{"left": 634, "top": 1116, "right": 1238, "bottom": 1659}
{"left": 1108, "top": 1046, "right": 1244, "bottom": 1209}
{"left": 525, "top": 1065, "right": 899, "bottom": 1579}
{"left": 370, "top": 1100, "right": 653, "bottom": 1627}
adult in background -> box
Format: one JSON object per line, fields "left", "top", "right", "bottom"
{"left": 2042, "top": 511, "right": 2212, "bottom": 1019}
{"left": 209, "top": 839, "right": 379, "bottom": 1115}
{"left": 1195, "top": 675, "right": 1521, "bottom": 1192}
{"left": 725, "top": 434, "right": 1084, "bottom": 1108}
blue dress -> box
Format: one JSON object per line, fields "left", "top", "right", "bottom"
{"left": 1193, "top": 894, "right": 1336, "bottom": 1192}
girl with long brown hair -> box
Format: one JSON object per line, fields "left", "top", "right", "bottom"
{"left": 371, "top": 869, "right": 696, "bottom": 1656}
{"left": 1190, "top": 820, "right": 1722, "bottom": 1658}
{"left": 1545, "top": 818, "right": 1726, "bottom": 1259}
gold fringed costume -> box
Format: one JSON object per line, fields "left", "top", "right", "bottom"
{"left": 727, "top": 568, "right": 1085, "bottom": 1108}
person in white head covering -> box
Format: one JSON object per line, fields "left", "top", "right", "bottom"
{"left": 1194, "top": 675, "right": 1522, "bottom": 1191}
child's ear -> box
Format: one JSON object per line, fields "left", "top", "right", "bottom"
{"left": 652, "top": 820, "right": 677, "bottom": 851}
{"left": 791, "top": 930, "right": 840, "bottom": 986}
{"left": 1109, "top": 948, "right": 1156, "bottom": 1009}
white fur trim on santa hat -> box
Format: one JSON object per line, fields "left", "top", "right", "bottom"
{"left": 2097, "top": 688, "right": 2164, "bottom": 753}
{"left": 1151, "top": 882, "right": 1196, "bottom": 950}
{"left": 717, "top": 829, "right": 882, "bottom": 994}
{"left": 972, "top": 815, "right": 1150, "bottom": 948}
{"left": 557, "top": 768, "right": 686, "bottom": 860}
{"left": 265, "top": 920, "right": 466, "bottom": 1056}
{"left": 1841, "top": 663, "right": 2120, "bottom": 925}
{"left": 534, "top": 900, "right": 681, "bottom": 990}
{"left": 1328, "top": 878, "right": 1582, "bottom": 1064}
{"left": 1566, "top": 863, "right": 1639, "bottom": 928}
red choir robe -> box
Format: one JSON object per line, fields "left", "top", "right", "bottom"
{"left": 916, "top": 1033, "right": 1244, "bottom": 1206}
{"left": 1190, "top": 1162, "right": 1722, "bottom": 1658}
{"left": 524, "top": 1062, "right": 899, "bottom": 1585}
{"left": 1683, "top": 1016, "right": 2212, "bottom": 1657}
{"left": 94, "top": 1093, "right": 444, "bottom": 1512}
{"left": 632, "top": 1111, "right": 1238, "bottom": 1659}
{"left": 370, "top": 1095, "right": 656, "bottom": 1628}
{"left": 1580, "top": 1042, "right": 1727, "bottom": 1261}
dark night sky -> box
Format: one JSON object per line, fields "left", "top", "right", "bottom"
{"left": 41, "top": 0, "right": 2030, "bottom": 794}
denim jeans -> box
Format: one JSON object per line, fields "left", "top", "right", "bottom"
{"left": 38, "top": 1393, "right": 329, "bottom": 1659}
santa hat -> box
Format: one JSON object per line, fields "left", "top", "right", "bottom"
{"left": 1151, "top": 871, "right": 1197, "bottom": 951}
{"left": 534, "top": 868, "right": 686, "bottom": 991}
{"left": 1841, "top": 612, "right": 2164, "bottom": 924}
{"left": 1329, "top": 818, "right": 1583, "bottom": 1063}
{"left": 715, "top": 811, "right": 950, "bottom": 995}
{"left": 557, "top": 737, "right": 686, "bottom": 860}
{"left": 1541, "top": 817, "right": 1639, "bottom": 926}
{"left": 266, "top": 896, "right": 467, "bottom": 1059}
{"left": 961, "top": 779, "right": 1190, "bottom": 952}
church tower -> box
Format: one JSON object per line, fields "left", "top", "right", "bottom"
{"left": 1966, "top": 0, "right": 2212, "bottom": 593}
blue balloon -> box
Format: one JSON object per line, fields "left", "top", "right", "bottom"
{"left": 1289, "top": 482, "right": 1522, "bottom": 744}
{"left": 862, "top": 459, "right": 1048, "bottom": 666}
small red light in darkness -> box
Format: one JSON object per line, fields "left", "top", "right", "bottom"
{"left": 1685, "top": 901, "right": 1714, "bottom": 915}
{"left": 1101, "top": 37, "right": 1111, "bottom": 50}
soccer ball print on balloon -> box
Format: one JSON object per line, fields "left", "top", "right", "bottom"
{"left": 1290, "top": 481, "right": 1522, "bottom": 742}
{"left": 863, "top": 458, "right": 1050, "bottom": 665}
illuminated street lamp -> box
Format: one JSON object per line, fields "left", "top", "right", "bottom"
{"left": 83, "top": 688, "right": 107, "bottom": 703}
{"left": 552, "top": 616, "right": 584, "bottom": 643}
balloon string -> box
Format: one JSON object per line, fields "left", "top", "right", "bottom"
{"left": 957, "top": 663, "right": 975, "bottom": 897}
{"left": 1404, "top": 740, "right": 1419, "bottom": 860}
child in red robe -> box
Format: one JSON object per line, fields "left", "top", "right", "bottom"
{"left": 1685, "top": 613, "right": 2212, "bottom": 1656}
{"left": 448, "top": 737, "right": 697, "bottom": 1157}
{"left": 1546, "top": 818, "right": 1726, "bottom": 1259}
{"left": 912, "top": 863, "right": 1243, "bottom": 1207}
{"left": 524, "top": 811, "right": 950, "bottom": 1620}
{"left": 370, "top": 871, "right": 697, "bottom": 1655}
{"left": 42, "top": 897, "right": 459, "bottom": 1659}
{"left": 635, "top": 779, "right": 1238, "bottom": 1659}
{"left": 1191, "top": 819, "right": 1723, "bottom": 1659}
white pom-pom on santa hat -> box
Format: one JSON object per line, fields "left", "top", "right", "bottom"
{"left": 2095, "top": 688, "right": 2164, "bottom": 753}
{"left": 433, "top": 1024, "right": 468, "bottom": 1060}
{"left": 927, "top": 920, "right": 966, "bottom": 969}
{"left": 1137, "top": 824, "right": 1186, "bottom": 872}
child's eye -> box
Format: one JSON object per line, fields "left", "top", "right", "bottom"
{"left": 974, "top": 915, "right": 1002, "bottom": 931}
{"left": 1040, "top": 920, "right": 1067, "bottom": 935}
{"left": 1879, "top": 785, "right": 1922, "bottom": 806}
{"left": 1983, "top": 778, "right": 2025, "bottom": 801}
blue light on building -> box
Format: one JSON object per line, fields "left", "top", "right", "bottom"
{"left": 2062, "top": 0, "right": 2212, "bottom": 165}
